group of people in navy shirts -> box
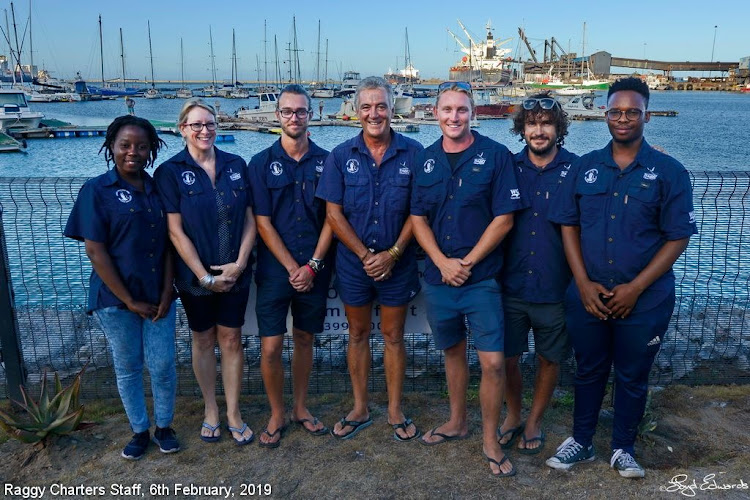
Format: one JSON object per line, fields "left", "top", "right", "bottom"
{"left": 65, "top": 75, "right": 696, "bottom": 479}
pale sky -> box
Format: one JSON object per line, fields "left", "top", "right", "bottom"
{"left": 2, "top": 0, "right": 746, "bottom": 82}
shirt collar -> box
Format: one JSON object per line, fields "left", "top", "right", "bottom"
{"left": 602, "top": 138, "right": 652, "bottom": 170}
{"left": 103, "top": 167, "right": 154, "bottom": 194}
{"left": 516, "top": 146, "right": 571, "bottom": 172}
{"left": 272, "top": 138, "right": 325, "bottom": 164}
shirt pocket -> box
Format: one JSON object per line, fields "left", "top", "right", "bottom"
{"left": 415, "top": 174, "right": 443, "bottom": 210}
{"left": 303, "top": 170, "right": 320, "bottom": 208}
{"left": 576, "top": 182, "right": 608, "bottom": 221}
{"left": 387, "top": 174, "right": 411, "bottom": 213}
{"left": 625, "top": 182, "right": 660, "bottom": 226}
{"left": 343, "top": 174, "right": 369, "bottom": 212}
{"left": 110, "top": 200, "right": 145, "bottom": 236}
{"left": 460, "top": 168, "right": 493, "bottom": 206}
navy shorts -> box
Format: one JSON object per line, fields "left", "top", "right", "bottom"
{"left": 423, "top": 278, "right": 505, "bottom": 352}
{"left": 179, "top": 287, "right": 250, "bottom": 332}
{"left": 503, "top": 295, "right": 569, "bottom": 363}
{"left": 255, "top": 274, "right": 329, "bottom": 336}
{"left": 335, "top": 256, "right": 420, "bottom": 307}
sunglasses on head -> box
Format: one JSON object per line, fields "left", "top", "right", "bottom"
{"left": 438, "top": 81, "right": 472, "bottom": 93}
{"left": 522, "top": 98, "right": 559, "bottom": 110}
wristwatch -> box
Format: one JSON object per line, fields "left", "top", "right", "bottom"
{"left": 308, "top": 258, "right": 324, "bottom": 273}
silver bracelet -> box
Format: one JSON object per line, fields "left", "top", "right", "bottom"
{"left": 199, "top": 274, "right": 215, "bottom": 288}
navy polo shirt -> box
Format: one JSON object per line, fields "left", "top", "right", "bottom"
{"left": 316, "top": 130, "right": 423, "bottom": 274}
{"left": 154, "top": 147, "right": 253, "bottom": 289}
{"left": 549, "top": 139, "right": 697, "bottom": 309}
{"left": 248, "top": 139, "right": 330, "bottom": 280}
{"left": 411, "top": 131, "right": 526, "bottom": 286}
{"left": 64, "top": 169, "right": 168, "bottom": 313}
{"left": 501, "top": 146, "right": 578, "bottom": 303}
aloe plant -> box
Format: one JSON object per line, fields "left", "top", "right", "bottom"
{"left": 0, "top": 365, "right": 86, "bottom": 447}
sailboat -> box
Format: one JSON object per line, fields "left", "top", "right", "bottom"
{"left": 143, "top": 21, "right": 162, "bottom": 99}
{"left": 203, "top": 26, "right": 220, "bottom": 97}
{"left": 220, "top": 30, "right": 250, "bottom": 99}
{"left": 176, "top": 38, "right": 193, "bottom": 99}
{"left": 393, "top": 28, "right": 414, "bottom": 115}
{"left": 310, "top": 21, "right": 334, "bottom": 98}
{"left": 82, "top": 15, "right": 138, "bottom": 97}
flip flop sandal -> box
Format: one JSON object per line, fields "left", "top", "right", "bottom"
{"left": 226, "top": 423, "right": 254, "bottom": 446}
{"left": 497, "top": 423, "right": 525, "bottom": 449}
{"left": 294, "top": 417, "right": 328, "bottom": 436}
{"left": 484, "top": 452, "right": 517, "bottom": 478}
{"left": 518, "top": 430, "right": 546, "bottom": 455}
{"left": 390, "top": 417, "right": 421, "bottom": 442}
{"left": 199, "top": 421, "right": 221, "bottom": 443}
{"left": 259, "top": 425, "right": 287, "bottom": 449}
{"left": 419, "top": 426, "right": 470, "bottom": 446}
{"left": 330, "top": 417, "right": 373, "bottom": 440}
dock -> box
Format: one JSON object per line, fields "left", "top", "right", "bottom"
{"left": 0, "top": 131, "right": 25, "bottom": 153}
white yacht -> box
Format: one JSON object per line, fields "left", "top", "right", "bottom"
{"left": 0, "top": 89, "right": 44, "bottom": 131}
{"left": 235, "top": 92, "right": 279, "bottom": 122}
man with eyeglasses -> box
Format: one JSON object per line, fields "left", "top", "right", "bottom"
{"left": 496, "top": 93, "right": 577, "bottom": 456}
{"left": 316, "top": 76, "right": 422, "bottom": 442}
{"left": 247, "top": 84, "right": 333, "bottom": 447}
{"left": 411, "top": 82, "right": 525, "bottom": 477}
{"left": 546, "top": 77, "right": 697, "bottom": 477}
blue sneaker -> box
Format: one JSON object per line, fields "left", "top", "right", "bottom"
{"left": 545, "top": 436, "right": 595, "bottom": 470}
{"left": 611, "top": 449, "right": 645, "bottom": 478}
{"left": 122, "top": 430, "right": 150, "bottom": 460}
{"left": 153, "top": 427, "right": 180, "bottom": 454}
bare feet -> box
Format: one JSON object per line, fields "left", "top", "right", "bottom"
{"left": 259, "top": 415, "right": 286, "bottom": 446}
{"left": 292, "top": 409, "right": 326, "bottom": 434}
{"left": 331, "top": 409, "right": 370, "bottom": 438}
{"left": 419, "top": 422, "right": 469, "bottom": 445}
{"left": 201, "top": 406, "right": 221, "bottom": 440}
{"left": 482, "top": 446, "right": 516, "bottom": 477}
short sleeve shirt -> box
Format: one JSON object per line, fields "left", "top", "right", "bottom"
{"left": 154, "top": 147, "right": 253, "bottom": 290}
{"left": 549, "top": 139, "right": 697, "bottom": 308}
{"left": 64, "top": 169, "right": 169, "bottom": 313}
{"left": 411, "top": 131, "right": 527, "bottom": 286}
{"left": 501, "top": 146, "right": 578, "bottom": 303}
{"left": 248, "top": 139, "right": 330, "bottom": 280}
{"left": 316, "top": 130, "right": 423, "bottom": 274}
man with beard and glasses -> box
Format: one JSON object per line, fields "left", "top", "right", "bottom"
{"left": 546, "top": 77, "right": 697, "bottom": 478}
{"left": 411, "top": 82, "right": 525, "bottom": 477}
{"left": 248, "top": 84, "right": 333, "bottom": 448}
{"left": 316, "top": 76, "right": 422, "bottom": 442}
{"left": 497, "top": 93, "right": 577, "bottom": 456}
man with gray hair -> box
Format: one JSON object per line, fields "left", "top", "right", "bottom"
{"left": 317, "top": 77, "right": 423, "bottom": 441}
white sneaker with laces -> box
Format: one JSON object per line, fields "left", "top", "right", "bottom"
{"left": 610, "top": 449, "right": 645, "bottom": 478}
{"left": 545, "top": 436, "right": 595, "bottom": 470}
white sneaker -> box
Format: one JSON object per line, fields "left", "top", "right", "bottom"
{"left": 610, "top": 449, "right": 645, "bottom": 478}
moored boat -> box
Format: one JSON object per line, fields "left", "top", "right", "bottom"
{"left": 235, "top": 92, "right": 279, "bottom": 122}
{"left": 0, "top": 89, "right": 44, "bottom": 131}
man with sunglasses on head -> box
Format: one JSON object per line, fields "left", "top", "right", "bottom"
{"left": 316, "top": 76, "right": 423, "bottom": 442}
{"left": 411, "top": 82, "right": 525, "bottom": 477}
{"left": 546, "top": 77, "right": 696, "bottom": 478}
{"left": 248, "top": 84, "right": 334, "bottom": 447}
{"left": 497, "top": 93, "right": 577, "bottom": 456}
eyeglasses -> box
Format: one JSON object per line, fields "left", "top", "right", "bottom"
{"left": 438, "top": 81, "right": 472, "bottom": 93}
{"left": 186, "top": 122, "right": 217, "bottom": 131}
{"left": 278, "top": 108, "right": 312, "bottom": 119}
{"left": 522, "top": 98, "right": 559, "bottom": 110}
{"left": 605, "top": 108, "right": 644, "bottom": 121}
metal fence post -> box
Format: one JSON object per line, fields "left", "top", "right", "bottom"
{"left": 0, "top": 215, "right": 25, "bottom": 401}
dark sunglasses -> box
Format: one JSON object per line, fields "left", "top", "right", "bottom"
{"left": 522, "top": 98, "right": 559, "bottom": 110}
{"left": 438, "top": 81, "right": 472, "bottom": 93}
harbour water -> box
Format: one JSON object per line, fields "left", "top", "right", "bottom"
{"left": 1, "top": 91, "right": 749, "bottom": 176}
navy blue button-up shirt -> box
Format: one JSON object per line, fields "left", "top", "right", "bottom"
{"left": 501, "top": 146, "right": 578, "bottom": 303}
{"left": 248, "top": 139, "right": 330, "bottom": 280}
{"left": 64, "top": 169, "right": 169, "bottom": 313}
{"left": 411, "top": 131, "right": 526, "bottom": 286}
{"left": 154, "top": 147, "right": 253, "bottom": 289}
{"left": 549, "top": 139, "right": 697, "bottom": 309}
{"left": 316, "top": 130, "right": 423, "bottom": 274}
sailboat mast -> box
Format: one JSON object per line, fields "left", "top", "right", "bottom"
{"left": 98, "top": 14, "right": 104, "bottom": 86}
{"left": 119, "top": 28, "right": 126, "bottom": 87}
{"left": 315, "top": 19, "right": 321, "bottom": 83}
{"left": 209, "top": 25, "right": 216, "bottom": 89}
{"left": 263, "top": 20, "right": 268, "bottom": 85}
{"left": 324, "top": 38, "right": 328, "bottom": 84}
{"left": 231, "top": 29, "right": 236, "bottom": 86}
{"left": 580, "top": 22, "right": 586, "bottom": 79}
{"left": 147, "top": 20, "right": 155, "bottom": 88}
{"left": 180, "top": 38, "right": 185, "bottom": 89}
{"left": 28, "top": 0, "right": 33, "bottom": 83}
{"left": 292, "top": 16, "right": 300, "bottom": 84}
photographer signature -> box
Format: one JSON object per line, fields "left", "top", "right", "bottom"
{"left": 660, "top": 473, "right": 748, "bottom": 497}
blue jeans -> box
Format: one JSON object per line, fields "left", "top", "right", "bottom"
{"left": 95, "top": 303, "right": 177, "bottom": 433}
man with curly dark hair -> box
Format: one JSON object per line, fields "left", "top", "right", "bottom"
{"left": 498, "top": 93, "right": 577, "bottom": 455}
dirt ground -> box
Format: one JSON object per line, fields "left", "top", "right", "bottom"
{"left": 1, "top": 384, "right": 749, "bottom": 500}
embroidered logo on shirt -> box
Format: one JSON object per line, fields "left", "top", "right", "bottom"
{"left": 399, "top": 167, "right": 411, "bottom": 175}
{"left": 230, "top": 172, "right": 241, "bottom": 181}
{"left": 270, "top": 161, "right": 283, "bottom": 176}
{"left": 346, "top": 158, "right": 359, "bottom": 174}
{"left": 584, "top": 168, "right": 598, "bottom": 184}
{"left": 689, "top": 211, "right": 696, "bottom": 224}
{"left": 423, "top": 159, "right": 435, "bottom": 173}
{"left": 115, "top": 189, "right": 132, "bottom": 203}
{"left": 646, "top": 336, "right": 661, "bottom": 347}
{"left": 560, "top": 163, "right": 571, "bottom": 178}
{"left": 316, "top": 161, "right": 324, "bottom": 173}
{"left": 473, "top": 152, "right": 486, "bottom": 165}
{"left": 510, "top": 189, "right": 520, "bottom": 200}
{"left": 181, "top": 171, "right": 196, "bottom": 185}
{"left": 643, "top": 166, "right": 658, "bottom": 180}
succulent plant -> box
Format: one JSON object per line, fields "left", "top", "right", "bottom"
{"left": 0, "top": 365, "right": 86, "bottom": 447}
